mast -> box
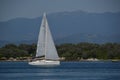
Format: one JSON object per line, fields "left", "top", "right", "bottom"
{"left": 44, "top": 13, "right": 47, "bottom": 60}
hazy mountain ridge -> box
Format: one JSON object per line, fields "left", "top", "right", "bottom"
{"left": 0, "top": 10, "right": 120, "bottom": 46}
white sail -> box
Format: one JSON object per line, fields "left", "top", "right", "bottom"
{"left": 36, "top": 13, "right": 59, "bottom": 60}
{"left": 36, "top": 13, "right": 46, "bottom": 57}
{"left": 45, "top": 16, "right": 59, "bottom": 60}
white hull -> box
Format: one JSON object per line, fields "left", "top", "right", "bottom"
{"left": 28, "top": 60, "right": 60, "bottom": 66}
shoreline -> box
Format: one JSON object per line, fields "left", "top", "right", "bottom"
{"left": 0, "top": 59, "right": 120, "bottom": 62}
{"left": 0, "top": 57, "right": 120, "bottom": 62}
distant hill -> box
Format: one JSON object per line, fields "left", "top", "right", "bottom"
{"left": 0, "top": 10, "right": 120, "bottom": 46}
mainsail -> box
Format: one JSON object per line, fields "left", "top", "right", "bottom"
{"left": 36, "top": 13, "right": 59, "bottom": 60}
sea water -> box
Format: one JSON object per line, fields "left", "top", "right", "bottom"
{"left": 0, "top": 61, "right": 120, "bottom": 80}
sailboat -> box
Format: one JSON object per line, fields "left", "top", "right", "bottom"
{"left": 28, "top": 13, "right": 60, "bottom": 66}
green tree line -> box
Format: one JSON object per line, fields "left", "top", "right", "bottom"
{"left": 0, "top": 42, "right": 120, "bottom": 61}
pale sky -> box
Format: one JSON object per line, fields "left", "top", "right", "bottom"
{"left": 0, "top": 0, "right": 120, "bottom": 21}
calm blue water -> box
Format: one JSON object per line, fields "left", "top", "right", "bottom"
{"left": 0, "top": 61, "right": 120, "bottom": 80}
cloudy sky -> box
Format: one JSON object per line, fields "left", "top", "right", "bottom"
{"left": 0, "top": 0, "right": 120, "bottom": 21}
